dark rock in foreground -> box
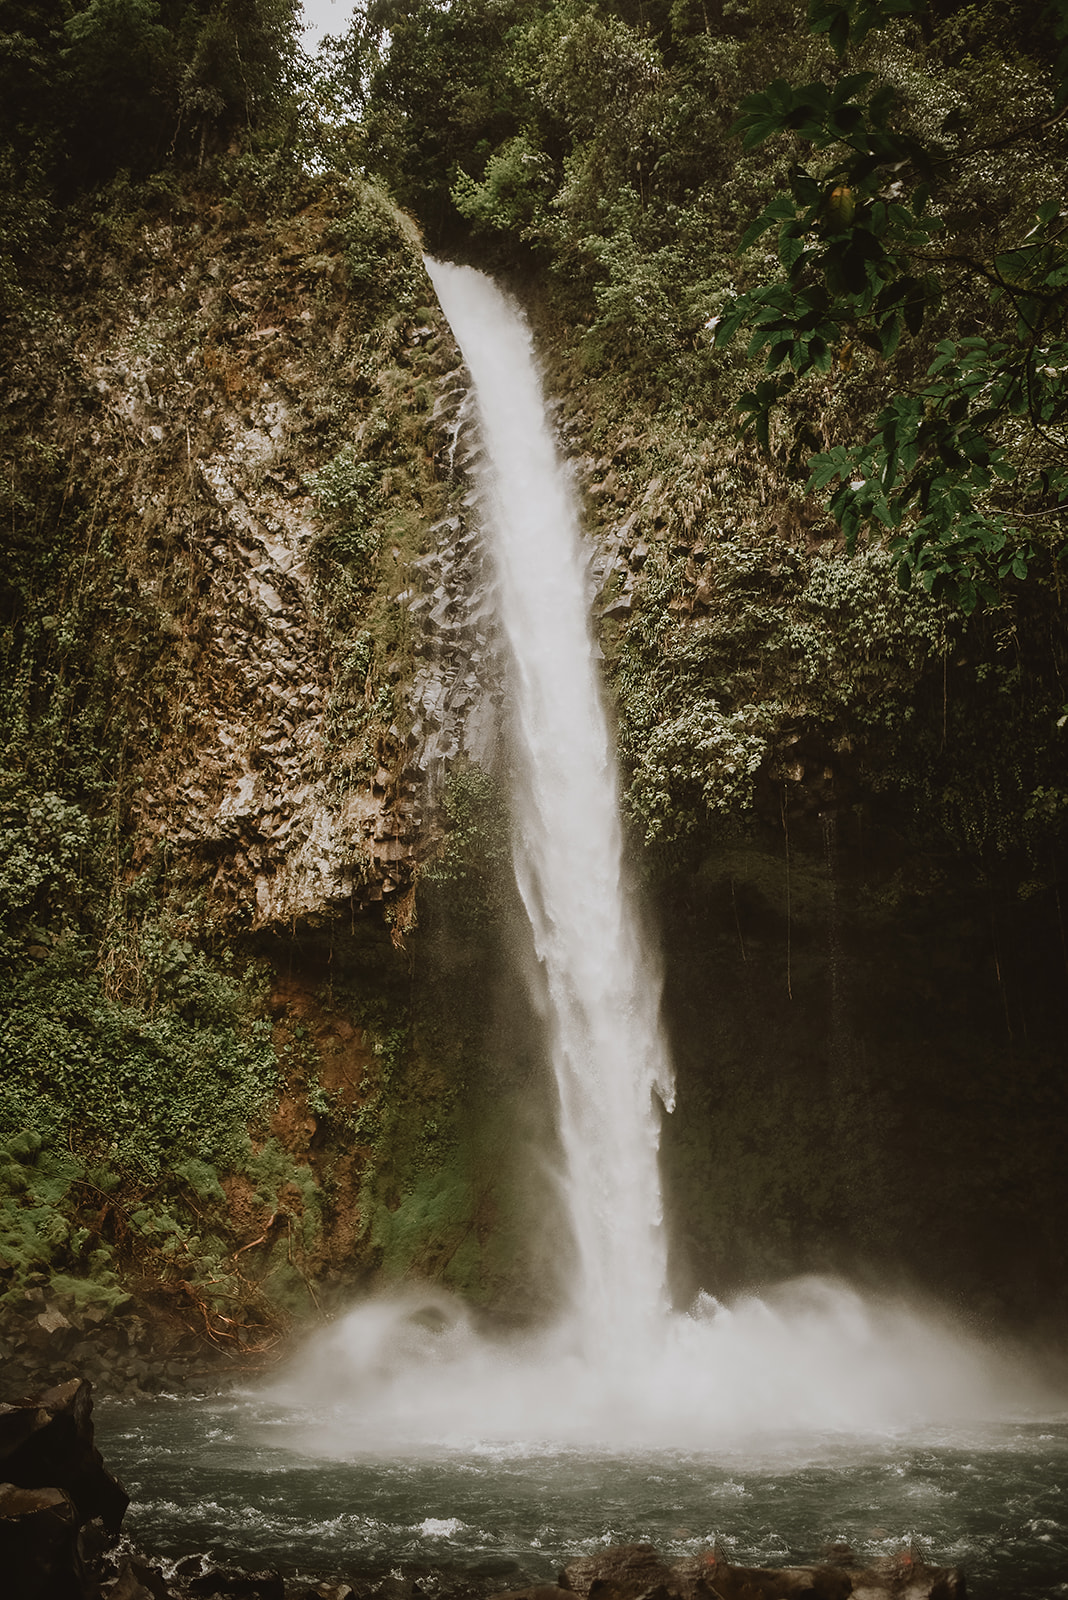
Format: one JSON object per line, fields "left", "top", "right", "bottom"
{"left": 498, "top": 1541, "right": 966, "bottom": 1600}
{"left": 1, "top": 1377, "right": 131, "bottom": 1598}
{"left": 0, "top": 1481, "right": 84, "bottom": 1599}
{"left": 1, "top": 1377, "right": 129, "bottom": 1534}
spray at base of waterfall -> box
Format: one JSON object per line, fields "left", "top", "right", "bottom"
{"left": 270, "top": 1276, "right": 1055, "bottom": 1452}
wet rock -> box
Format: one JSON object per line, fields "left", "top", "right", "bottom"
{"left": 107, "top": 1557, "right": 174, "bottom": 1599}
{"left": 491, "top": 1588, "right": 569, "bottom": 1600}
{"left": 537, "top": 1548, "right": 965, "bottom": 1600}
{"left": 849, "top": 1553, "right": 967, "bottom": 1599}
{"left": 187, "top": 1567, "right": 285, "bottom": 1599}
{"left": 0, "top": 1481, "right": 83, "bottom": 1600}
{"left": 560, "top": 1544, "right": 676, "bottom": 1600}
{"left": 77, "top": 1514, "right": 111, "bottom": 1569}
{"left": 0, "top": 1379, "right": 129, "bottom": 1535}
{"left": 37, "top": 1310, "right": 73, "bottom": 1337}
{"left": 365, "top": 1576, "right": 424, "bottom": 1600}
{"left": 698, "top": 1556, "right": 852, "bottom": 1599}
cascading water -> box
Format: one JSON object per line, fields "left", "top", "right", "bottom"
{"left": 424, "top": 258, "right": 674, "bottom": 1353}
{"left": 264, "top": 263, "right": 1051, "bottom": 1449}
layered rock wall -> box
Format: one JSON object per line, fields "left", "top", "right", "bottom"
{"left": 60, "top": 185, "right": 506, "bottom": 931}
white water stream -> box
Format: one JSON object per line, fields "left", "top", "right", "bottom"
{"left": 272, "top": 262, "right": 1053, "bottom": 1450}
{"left": 427, "top": 258, "right": 674, "bottom": 1351}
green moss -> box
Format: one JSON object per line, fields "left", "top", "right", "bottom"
{"left": 174, "top": 1159, "right": 226, "bottom": 1205}
{"left": 46, "top": 1273, "right": 130, "bottom": 1314}
{"left": 369, "top": 1168, "right": 474, "bottom": 1275}
{"left": 0, "top": 959, "right": 278, "bottom": 1175}
{"left": 0, "top": 1138, "right": 128, "bottom": 1310}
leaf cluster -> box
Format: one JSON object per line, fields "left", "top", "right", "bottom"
{"left": 712, "top": 0, "right": 1068, "bottom": 607}
{"left": 616, "top": 538, "right": 950, "bottom": 843}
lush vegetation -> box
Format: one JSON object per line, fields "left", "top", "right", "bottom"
{"left": 332, "top": 0, "right": 1067, "bottom": 597}
{"left": 0, "top": 0, "right": 300, "bottom": 183}
{"left": 0, "top": 411, "right": 283, "bottom": 1320}
{"left": 0, "top": 5, "right": 343, "bottom": 1330}
{"left": 0, "top": 2, "right": 311, "bottom": 317}
{"left": 714, "top": 0, "right": 1068, "bottom": 608}
{"left": 0, "top": 8, "right": 536, "bottom": 1330}
{"left": 321, "top": 0, "right": 1067, "bottom": 854}
{"left": 0, "top": 0, "right": 1066, "bottom": 1333}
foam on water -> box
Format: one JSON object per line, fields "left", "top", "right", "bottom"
{"left": 101, "top": 1393, "right": 1068, "bottom": 1596}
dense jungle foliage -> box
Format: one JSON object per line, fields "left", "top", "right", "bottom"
{"left": 326, "top": 0, "right": 1068, "bottom": 888}
{"left": 335, "top": 0, "right": 1068, "bottom": 598}
{"left": 1, "top": 0, "right": 1067, "bottom": 1339}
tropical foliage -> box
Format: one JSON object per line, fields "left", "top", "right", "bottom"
{"left": 0, "top": 0, "right": 301, "bottom": 185}
{"left": 0, "top": 0, "right": 1066, "bottom": 1331}
{"left": 331, "top": 0, "right": 1066, "bottom": 608}
{"left": 714, "top": 0, "right": 1068, "bottom": 608}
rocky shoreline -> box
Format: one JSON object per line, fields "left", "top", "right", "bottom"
{"left": 1, "top": 1364, "right": 970, "bottom": 1600}
{"left": 0, "top": 1289, "right": 274, "bottom": 1410}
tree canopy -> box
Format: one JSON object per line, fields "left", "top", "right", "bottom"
{"left": 0, "top": 0, "right": 301, "bottom": 191}
{"left": 327, "top": 0, "right": 1067, "bottom": 608}
{"left": 713, "top": 0, "right": 1068, "bottom": 608}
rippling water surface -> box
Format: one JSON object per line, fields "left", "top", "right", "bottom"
{"left": 100, "top": 1394, "right": 1068, "bottom": 1599}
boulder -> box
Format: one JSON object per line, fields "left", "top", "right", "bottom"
{"left": 849, "top": 1552, "right": 967, "bottom": 1598}
{"left": 186, "top": 1566, "right": 286, "bottom": 1599}
{"left": 0, "top": 1481, "right": 84, "bottom": 1600}
{"left": 0, "top": 1379, "right": 129, "bottom": 1535}
{"left": 491, "top": 1589, "right": 569, "bottom": 1600}
{"left": 107, "top": 1557, "right": 175, "bottom": 1599}
{"left": 514, "top": 1547, "right": 966, "bottom": 1600}
{"left": 698, "top": 1555, "right": 852, "bottom": 1598}
{"left": 560, "top": 1544, "right": 679, "bottom": 1600}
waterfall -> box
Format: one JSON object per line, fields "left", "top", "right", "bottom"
{"left": 423, "top": 259, "right": 674, "bottom": 1350}
{"left": 270, "top": 265, "right": 1039, "bottom": 1448}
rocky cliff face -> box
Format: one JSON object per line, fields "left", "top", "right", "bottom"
{"left": 9, "top": 173, "right": 911, "bottom": 942}
{"left": 0, "top": 173, "right": 539, "bottom": 1343}
{"left": 53, "top": 181, "right": 506, "bottom": 932}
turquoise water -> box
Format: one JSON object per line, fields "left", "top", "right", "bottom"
{"left": 100, "top": 1394, "right": 1068, "bottom": 1597}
